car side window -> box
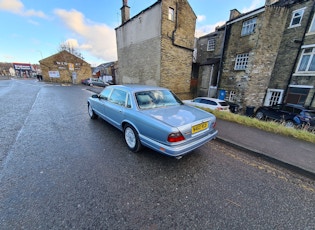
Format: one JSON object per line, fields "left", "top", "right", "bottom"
{"left": 207, "top": 100, "right": 217, "bottom": 105}
{"left": 200, "top": 99, "right": 208, "bottom": 104}
{"left": 100, "top": 87, "right": 112, "bottom": 100}
{"left": 283, "top": 106, "right": 294, "bottom": 113}
{"left": 109, "top": 89, "right": 127, "bottom": 106}
{"left": 293, "top": 108, "right": 302, "bottom": 115}
{"left": 193, "top": 98, "right": 201, "bottom": 103}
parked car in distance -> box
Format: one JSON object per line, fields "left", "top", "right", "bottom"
{"left": 183, "top": 97, "right": 230, "bottom": 112}
{"left": 255, "top": 103, "right": 315, "bottom": 128}
{"left": 82, "top": 77, "right": 107, "bottom": 87}
{"left": 87, "top": 85, "right": 218, "bottom": 158}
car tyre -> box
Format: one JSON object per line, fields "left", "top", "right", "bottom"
{"left": 124, "top": 124, "right": 142, "bottom": 152}
{"left": 88, "top": 103, "right": 98, "bottom": 119}
{"left": 255, "top": 111, "right": 265, "bottom": 120}
{"left": 285, "top": 120, "right": 295, "bottom": 128}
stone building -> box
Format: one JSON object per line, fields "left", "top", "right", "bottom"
{"left": 194, "top": 25, "right": 225, "bottom": 98}
{"left": 270, "top": 0, "right": 315, "bottom": 108}
{"left": 219, "top": 3, "right": 288, "bottom": 110}
{"left": 213, "top": 0, "right": 315, "bottom": 109}
{"left": 39, "top": 50, "right": 91, "bottom": 84}
{"left": 115, "top": 0, "right": 196, "bottom": 99}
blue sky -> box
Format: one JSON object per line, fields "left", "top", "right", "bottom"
{"left": 0, "top": 0, "right": 265, "bottom": 66}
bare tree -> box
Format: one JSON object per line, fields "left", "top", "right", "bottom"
{"left": 58, "top": 42, "right": 85, "bottom": 60}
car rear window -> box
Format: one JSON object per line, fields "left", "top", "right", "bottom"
{"left": 219, "top": 102, "right": 228, "bottom": 106}
{"left": 136, "top": 90, "right": 181, "bottom": 109}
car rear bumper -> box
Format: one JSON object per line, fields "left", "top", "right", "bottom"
{"left": 140, "top": 129, "right": 218, "bottom": 157}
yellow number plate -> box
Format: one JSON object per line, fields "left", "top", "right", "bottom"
{"left": 192, "top": 122, "right": 208, "bottom": 134}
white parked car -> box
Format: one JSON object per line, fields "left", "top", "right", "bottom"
{"left": 183, "top": 97, "right": 230, "bottom": 112}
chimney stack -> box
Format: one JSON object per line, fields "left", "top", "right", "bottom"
{"left": 229, "top": 9, "right": 241, "bottom": 20}
{"left": 121, "top": 0, "right": 130, "bottom": 24}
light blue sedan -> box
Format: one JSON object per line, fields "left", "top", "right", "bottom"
{"left": 87, "top": 85, "right": 218, "bottom": 158}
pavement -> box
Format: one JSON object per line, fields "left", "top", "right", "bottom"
{"left": 215, "top": 119, "right": 315, "bottom": 179}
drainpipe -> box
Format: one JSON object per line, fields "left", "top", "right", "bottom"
{"left": 207, "top": 64, "right": 214, "bottom": 97}
{"left": 217, "top": 22, "right": 228, "bottom": 89}
{"left": 171, "top": 1, "right": 194, "bottom": 52}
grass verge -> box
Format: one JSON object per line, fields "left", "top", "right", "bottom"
{"left": 204, "top": 109, "right": 315, "bottom": 144}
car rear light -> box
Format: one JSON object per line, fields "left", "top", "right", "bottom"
{"left": 212, "top": 121, "right": 216, "bottom": 128}
{"left": 167, "top": 132, "right": 185, "bottom": 142}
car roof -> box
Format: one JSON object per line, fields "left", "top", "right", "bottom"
{"left": 195, "top": 97, "right": 226, "bottom": 102}
{"left": 108, "top": 84, "right": 168, "bottom": 93}
{"left": 285, "top": 103, "right": 315, "bottom": 111}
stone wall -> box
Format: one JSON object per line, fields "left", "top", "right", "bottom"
{"left": 40, "top": 51, "right": 91, "bottom": 84}
{"left": 220, "top": 6, "right": 288, "bottom": 108}
{"left": 116, "top": 37, "right": 161, "bottom": 85}
{"left": 160, "top": 0, "right": 196, "bottom": 99}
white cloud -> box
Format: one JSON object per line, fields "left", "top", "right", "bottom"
{"left": 197, "top": 15, "right": 206, "bottom": 23}
{"left": 54, "top": 9, "right": 117, "bottom": 62}
{"left": 195, "top": 21, "right": 225, "bottom": 38}
{"left": 0, "top": 0, "right": 47, "bottom": 18}
{"left": 241, "top": 0, "right": 265, "bottom": 13}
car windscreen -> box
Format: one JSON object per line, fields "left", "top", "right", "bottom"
{"left": 136, "top": 90, "right": 182, "bottom": 109}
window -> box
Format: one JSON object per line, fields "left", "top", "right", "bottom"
{"left": 289, "top": 8, "right": 305, "bottom": 28}
{"left": 234, "top": 53, "right": 249, "bottom": 70}
{"left": 168, "top": 7, "right": 175, "bottom": 21}
{"left": 100, "top": 87, "right": 112, "bottom": 100}
{"left": 109, "top": 89, "right": 127, "bottom": 106}
{"left": 207, "top": 38, "right": 215, "bottom": 51}
{"left": 241, "top": 17, "right": 256, "bottom": 36}
{"left": 264, "top": 89, "right": 283, "bottom": 106}
{"left": 297, "top": 48, "right": 315, "bottom": 72}
{"left": 308, "top": 13, "right": 315, "bottom": 33}
{"left": 229, "top": 91, "right": 236, "bottom": 102}
{"left": 286, "top": 87, "right": 310, "bottom": 105}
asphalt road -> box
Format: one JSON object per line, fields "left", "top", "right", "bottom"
{"left": 0, "top": 79, "right": 314, "bottom": 229}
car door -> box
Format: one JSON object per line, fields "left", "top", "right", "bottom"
{"left": 91, "top": 87, "right": 112, "bottom": 118}
{"left": 106, "top": 89, "right": 128, "bottom": 129}
{"left": 267, "top": 104, "right": 284, "bottom": 120}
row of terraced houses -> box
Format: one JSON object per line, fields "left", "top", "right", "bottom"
{"left": 115, "top": 0, "right": 315, "bottom": 110}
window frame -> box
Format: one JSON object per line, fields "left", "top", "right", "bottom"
{"left": 289, "top": 8, "right": 305, "bottom": 28}
{"left": 241, "top": 17, "right": 257, "bottom": 36}
{"left": 296, "top": 47, "right": 315, "bottom": 73}
{"left": 168, "top": 7, "right": 175, "bottom": 21}
{"left": 308, "top": 13, "right": 315, "bottom": 33}
{"left": 207, "top": 38, "right": 215, "bottom": 51}
{"left": 234, "top": 53, "right": 249, "bottom": 70}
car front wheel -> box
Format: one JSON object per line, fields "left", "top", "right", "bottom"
{"left": 285, "top": 120, "right": 295, "bottom": 128}
{"left": 255, "top": 111, "right": 264, "bottom": 120}
{"left": 124, "top": 124, "right": 142, "bottom": 152}
{"left": 88, "top": 103, "right": 98, "bottom": 119}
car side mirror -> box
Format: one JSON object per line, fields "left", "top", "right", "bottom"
{"left": 92, "top": 94, "right": 99, "bottom": 99}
